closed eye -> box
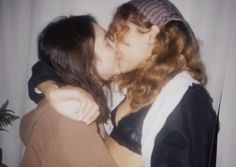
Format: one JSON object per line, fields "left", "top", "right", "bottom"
{"left": 120, "top": 40, "right": 130, "bottom": 46}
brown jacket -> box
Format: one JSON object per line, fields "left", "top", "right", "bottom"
{"left": 20, "top": 100, "right": 117, "bottom": 167}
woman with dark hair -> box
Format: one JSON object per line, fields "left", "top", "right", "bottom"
{"left": 27, "top": 0, "right": 217, "bottom": 167}
{"left": 20, "top": 15, "right": 118, "bottom": 167}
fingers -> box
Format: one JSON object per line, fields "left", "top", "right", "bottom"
{"left": 49, "top": 89, "right": 83, "bottom": 102}
{"left": 87, "top": 110, "right": 100, "bottom": 124}
{"left": 77, "top": 102, "right": 100, "bottom": 125}
{"left": 46, "top": 85, "right": 101, "bottom": 124}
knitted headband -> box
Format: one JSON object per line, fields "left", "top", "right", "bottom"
{"left": 130, "top": 0, "right": 186, "bottom": 27}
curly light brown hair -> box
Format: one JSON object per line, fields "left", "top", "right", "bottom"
{"left": 107, "top": 3, "right": 206, "bottom": 109}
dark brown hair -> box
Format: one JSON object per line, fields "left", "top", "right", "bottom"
{"left": 107, "top": 3, "right": 206, "bottom": 109}
{"left": 38, "top": 15, "right": 109, "bottom": 123}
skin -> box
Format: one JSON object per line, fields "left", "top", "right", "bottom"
{"left": 93, "top": 23, "right": 120, "bottom": 80}
{"left": 38, "top": 21, "right": 160, "bottom": 167}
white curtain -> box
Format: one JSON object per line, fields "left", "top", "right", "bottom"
{"left": 0, "top": 0, "right": 235, "bottom": 166}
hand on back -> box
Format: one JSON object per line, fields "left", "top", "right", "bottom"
{"left": 43, "top": 83, "right": 100, "bottom": 125}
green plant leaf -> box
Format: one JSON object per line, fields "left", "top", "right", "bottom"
{"left": 0, "top": 99, "right": 19, "bottom": 131}
{"left": 0, "top": 100, "right": 9, "bottom": 111}
{"left": 0, "top": 128, "right": 8, "bottom": 132}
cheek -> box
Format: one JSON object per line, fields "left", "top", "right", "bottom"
{"left": 96, "top": 47, "right": 116, "bottom": 65}
{"left": 95, "top": 60, "right": 110, "bottom": 80}
{"left": 118, "top": 44, "right": 146, "bottom": 64}
{"left": 103, "top": 50, "right": 117, "bottom": 70}
{"left": 95, "top": 53, "right": 117, "bottom": 79}
{"left": 94, "top": 58, "right": 103, "bottom": 74}
{"left": 117, "top": 52, "right": 140, "bottom": 72}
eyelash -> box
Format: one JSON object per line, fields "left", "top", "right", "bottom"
{"left": 105, "top": 39, "right": 112, "bottom": 47}
{"left": 120, "top": 41, "right": 130, "bottom": 46}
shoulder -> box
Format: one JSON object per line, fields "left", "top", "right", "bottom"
{"left": 160, "top": 84, "right": 216, "bottom": 131}
{"left": 181, "top": 84, "right": 213, "bottom": 109}
{"left": 175, "top": 84, "right": 216, "bottom": 124}
{"left": 150, "top": 84, "right": 217, "bottom": 166}
{"left": 20, "top": 99, "right": 59, "bottom": 145}
{"left": 21, "top": 99, "right": 62, "bottom": 135}
{"left": 152, "top": 84, "right": 217, "bottom": 149}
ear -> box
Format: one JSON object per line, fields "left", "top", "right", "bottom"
{"left": 149, "top": 25, "right": 160, "bottom": 44}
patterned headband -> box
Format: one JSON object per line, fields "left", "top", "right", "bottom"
{"left": 130, "top": 0, "right": 186, "bottom": 27}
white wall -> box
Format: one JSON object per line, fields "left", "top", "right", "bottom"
{"left": 216, "top": 22, "right": 236, "bottom": 167}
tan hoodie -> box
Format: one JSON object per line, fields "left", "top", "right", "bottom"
{"left": 20, "top": 99, "right": 117, "bottom": 167}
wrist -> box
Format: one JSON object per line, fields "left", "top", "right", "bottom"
{"left": 38, "top": 80, "right": 58, "bottom": 95}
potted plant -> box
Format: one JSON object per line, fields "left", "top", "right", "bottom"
{"left": 0, "top": 100, "right": 19, "bottom": 167}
